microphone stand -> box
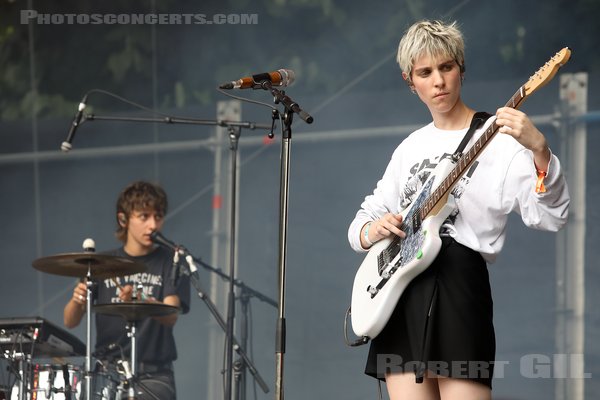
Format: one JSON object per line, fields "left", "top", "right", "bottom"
{"left": 223, "top": 124, "right": 239, "bottom": 400}
{"left": 186, "top": 253, "right": 277, "bottom": 400}
{"left": 78, "top": 113, "right": 271, "bottom": 132}
{"left": 188, "top": 253, "right": 277, "bottom": 308}
{"left": 178, "top": 253, "right": 271, "bottom": 396}
{"left": 259, "top": 81, "right": 313, "bottom": 400}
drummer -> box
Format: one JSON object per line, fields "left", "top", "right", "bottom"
{"left": 63, "top": 180, "right": 191, "bottom": 400}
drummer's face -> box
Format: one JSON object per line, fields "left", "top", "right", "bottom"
{"left": 126, "top": 208, "right": 164, "bottom": 250}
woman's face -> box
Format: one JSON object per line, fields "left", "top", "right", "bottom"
{"left": 406, "top": 53, "right": 463, "bottom": 117}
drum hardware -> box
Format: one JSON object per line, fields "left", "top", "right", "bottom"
{"left": 93, "top": 302, "right": 179, "bottom": 400}
{"left": 32, "top": 242, "right": 146, "bottom": 400}
{"left": 30, "top": 363, "right": 81, "bottom": 400}
{"left": 3, "top": 362, "right": 82, "bottom": 400}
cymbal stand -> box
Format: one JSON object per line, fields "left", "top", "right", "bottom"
{"left": 120, "top": 320, "right": 161, "bottom": 400}
{"left": 126, "top": 321, "right": 137, "bottom": 399}
{"left": 85, "top": 267, "right": 93, "bottom": 400}
{"left": 117, "top": 290, "right": 161, "bottom": 400}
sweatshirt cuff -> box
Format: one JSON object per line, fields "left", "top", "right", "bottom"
{"left": 534, "top": 148, "right": 561, "bottom": 194}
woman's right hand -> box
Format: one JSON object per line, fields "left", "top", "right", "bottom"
{"left": 361, "top": 213, "right": 406, "bottom": 248}
{"left": 371, "top": 213, "right": 406, "bottom": 241}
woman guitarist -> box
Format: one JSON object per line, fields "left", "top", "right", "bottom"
{"left": 348, "top": 20, "right": 570, "bottom": 400}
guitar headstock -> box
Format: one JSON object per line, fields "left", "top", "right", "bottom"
{"left": 522, "top": 47, "right": 571, "bottom": 96}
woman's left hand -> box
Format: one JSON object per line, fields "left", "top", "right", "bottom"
{"left": 496, "top": 107, "right": 550, "bottom": 169}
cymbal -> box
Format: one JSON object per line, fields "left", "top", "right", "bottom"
{"left": 32, "top": 253, "right": 145, "bottom": 278}
{"left": 93, "top": 302, "right": 180, "bottom": 321}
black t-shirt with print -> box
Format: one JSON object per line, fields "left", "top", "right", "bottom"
{"left": 93, "top": 245, "right": 190, "bottom": 363}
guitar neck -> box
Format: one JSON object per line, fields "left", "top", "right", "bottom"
{"left": 420, "top": 86, "right": 527, "bottom": 219}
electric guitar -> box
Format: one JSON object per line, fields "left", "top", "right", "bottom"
{"left": 350, "top": 47, "right": 572, "bottom": 340}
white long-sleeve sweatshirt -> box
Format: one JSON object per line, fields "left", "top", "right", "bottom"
{"left": 348, "top": 117, "right": 570, "bottom": 263}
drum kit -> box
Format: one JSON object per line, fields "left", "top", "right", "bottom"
{"left": 1, "top": 251, "right": 178, "bottom": 400}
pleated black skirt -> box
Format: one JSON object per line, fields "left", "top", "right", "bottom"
{"left": 364, "top": 237, "right": 495, "bottom": 388}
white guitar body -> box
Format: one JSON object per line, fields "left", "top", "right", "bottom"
{"left": 350, "top": 157, "right": 458, "bottom": 339}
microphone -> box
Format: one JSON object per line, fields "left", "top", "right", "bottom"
{"left": 151, "top": 231, "right": 184, "bottom": 285}
{"left": 219, "top": 69, "right": 295, "bottom": 90}
{"left": 61, "top": 94, "right": 88, "bottom": 152}
{"left": 151, "top": 231, "right": 199, "bottom": 281}
{"left": 150, "top": 231, "right": 185, "bottom": 255}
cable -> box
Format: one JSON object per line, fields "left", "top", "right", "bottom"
{"left": 81, "top": 89, "right": 221, "bottom": 125}
{"left": 343, "top": 306, "right": 370, "bottom": 347}
{"left": 215, "top": 88, "right": 279, "bottom": 113}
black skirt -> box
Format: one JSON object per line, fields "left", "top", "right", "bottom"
{"left": 364, "top": 237, "right": 495, "bottom": 388}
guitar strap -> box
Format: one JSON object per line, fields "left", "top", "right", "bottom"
{"left": 452, "top": 111, "right": 493, "bottom": 159}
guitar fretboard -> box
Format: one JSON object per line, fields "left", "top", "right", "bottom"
{"left": 418, "top": 86, "right": 527, "bottom": 220}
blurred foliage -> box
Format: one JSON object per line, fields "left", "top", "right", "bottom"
{"left": 1, "top": 0, "right": 599, "bottom": 121}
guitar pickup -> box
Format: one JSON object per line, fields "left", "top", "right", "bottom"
{"left": 377, "top": 253, "right": 385, "bottom": 274}
{"left": 411, "top": 213, "right": 421, "bottom": 231}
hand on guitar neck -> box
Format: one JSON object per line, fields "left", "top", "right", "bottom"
{"left": 495, "top": 107, "right": 551, "bottom": 172}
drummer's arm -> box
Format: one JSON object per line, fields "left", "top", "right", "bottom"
{"left": 64, "top": 282, "right": 87, "bottom": 329}
{"left": 148, "top": 294, "right": 180, "bottom": 327}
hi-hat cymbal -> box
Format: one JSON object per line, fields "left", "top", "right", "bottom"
{"left": 32, "top": 253, "right": 145, "bottom": 278}
{"left": 93, "top": 302, "right": 180, "bottom": 322}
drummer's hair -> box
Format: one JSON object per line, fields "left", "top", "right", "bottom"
{"left": 115, "top": 181, "right": 168, "bottom": 242}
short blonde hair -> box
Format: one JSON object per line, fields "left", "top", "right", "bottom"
{"left": 397, "top": 20, "right": 465, "bottom": 85}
